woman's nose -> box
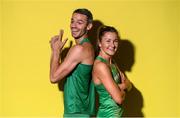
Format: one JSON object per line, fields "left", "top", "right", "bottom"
{"left": 110, "top": 42, "right": 115, "bottom": 47}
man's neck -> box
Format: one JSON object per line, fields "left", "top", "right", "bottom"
{"left": 75, "top": 35, "right": 88, "bottom": 44}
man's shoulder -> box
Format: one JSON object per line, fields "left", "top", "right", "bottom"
{"left": 71, "top": 45, "right": 84, "bottom": 51}
{"left": 68, "top": 43, "right": 93, "bottom": 62}
{"left": 68, "top": 45, "right": 84, "bottom": 55}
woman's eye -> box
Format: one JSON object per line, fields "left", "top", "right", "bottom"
{"left": 115, "top": 40, "right": 118, "bottom": 43}
{"left": 106, "top": 40, "right": 110, "bottom": 42}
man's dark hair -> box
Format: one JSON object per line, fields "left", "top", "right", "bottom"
{"left": 73, "top": 8, "right": 93, "bottom": 24}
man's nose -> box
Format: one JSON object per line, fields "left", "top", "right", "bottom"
{"left": 71, "top": 22, "right": 76, "bottom": 28}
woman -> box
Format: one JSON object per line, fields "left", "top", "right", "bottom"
{"left": 92, "top": 26, "right": 132, "bottom": 117}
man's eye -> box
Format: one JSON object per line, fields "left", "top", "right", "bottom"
{"left": 77, "top": 22, "right": 83, "bottom": 25}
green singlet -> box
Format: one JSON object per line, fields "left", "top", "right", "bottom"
{"left": 63, "top": 38, "right": 95, "bottom": 117}
{"left": 94, "top": 56, "right": 124, "bottom": 118}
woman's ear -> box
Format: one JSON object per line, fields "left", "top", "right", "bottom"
{"left": 98, "top": 41, "right": 102, "bottom": 48}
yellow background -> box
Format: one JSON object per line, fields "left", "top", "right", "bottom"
{"left": 0, "top": 0, "right": 180, "bottom": 117}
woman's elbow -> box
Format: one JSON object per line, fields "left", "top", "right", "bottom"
{"left": 115, "top": 97, "right": 124, "bottom": 105}
{"left": 113, "top": 92, "right": 125, "bottom": 105}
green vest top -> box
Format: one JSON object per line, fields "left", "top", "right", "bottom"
{"left": 94, "top": 56, "right": 124, "bottom": 118}
{"left": 63, "top": 38, "right": 95, "bottom": 117}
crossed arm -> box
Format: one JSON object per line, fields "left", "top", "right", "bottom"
{"left": 118, "top": 68, "right": 132, "bottom": 92}
{"left": 93, "top": 62, "right": 126, "bottom": 105}
{"left": 93, "top": 61, "right": 132, "bottom": 104}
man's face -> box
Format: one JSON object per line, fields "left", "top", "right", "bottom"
{"left": 70, "top": 13, "right": 89, "bottom": 39}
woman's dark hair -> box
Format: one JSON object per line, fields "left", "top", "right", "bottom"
{"left": 98, "top": 25, "right": 119, "bottom": 42}
{"left": 73, "top": 8, "right": 93, "bottom": 24}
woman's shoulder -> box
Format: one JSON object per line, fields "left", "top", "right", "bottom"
{"left": 93, "top": 60, "right": 110, "bottom": 75}
{"left": 94, "top": 59, "right": 108, "bottom": 67}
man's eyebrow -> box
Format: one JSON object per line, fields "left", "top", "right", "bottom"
{"left": 77, "top": 19, "right": 85, "bottom": 22}
{"left": 71, "top": 18, "right": 85, "bottom": 22}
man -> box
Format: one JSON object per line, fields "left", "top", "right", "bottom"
{"left": 49, "top": 8, "right": 95, "bottom": 117}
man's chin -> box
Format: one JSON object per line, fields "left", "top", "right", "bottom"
{"left": 73, "top": 36, "right": 80, "bottom": 39}
{"left": 72, "top": 35, "right": 81, "bottom": 39}
{"left": 71, "top": 34, "right": 77, "bottom": 38}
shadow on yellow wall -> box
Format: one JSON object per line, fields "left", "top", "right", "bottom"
{"left": 88, "top": 19, "right": 104, "bottom": 55}
{"left": 114, "top": 38, "right": 144, "bottom": 117}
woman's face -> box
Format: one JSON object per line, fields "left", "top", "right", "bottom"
{"left": 99, "top": 32, "right": 119, "bottom": 56}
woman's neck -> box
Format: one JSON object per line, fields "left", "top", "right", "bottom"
{"left": 99, "top": 51, "right": 112, "bottom": 64}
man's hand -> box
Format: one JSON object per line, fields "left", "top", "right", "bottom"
{"left": 50, "top": 29, "right": 68, "bottom": 53}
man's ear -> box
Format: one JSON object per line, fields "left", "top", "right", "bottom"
{"left": 87, "top": 23, "right": 93, "bottom": 30}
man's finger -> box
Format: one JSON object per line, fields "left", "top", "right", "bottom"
{"left": 50, "top": 35, "right": 59, "bottom": 43}
{"left": 62, "top": 38, "right": 68, "bottom": 47}
{"left": 49, "top": 37, "right": 55, "bottom": 44}
{"left": 59, "top": 29, "right": 64, "bottom": 41}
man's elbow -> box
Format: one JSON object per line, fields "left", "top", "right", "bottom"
{"left": 50, "top": 75, "right": 58, "bottom": 84}
{"left": 50, "top": 71, "right": 65, "bottom": 84}
{"left": 50, "top": 79, "right": 57, "bottom": 84}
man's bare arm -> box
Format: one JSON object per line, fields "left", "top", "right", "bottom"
{"left": 50, "top": 30, "right": 68, "bottom": 83}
